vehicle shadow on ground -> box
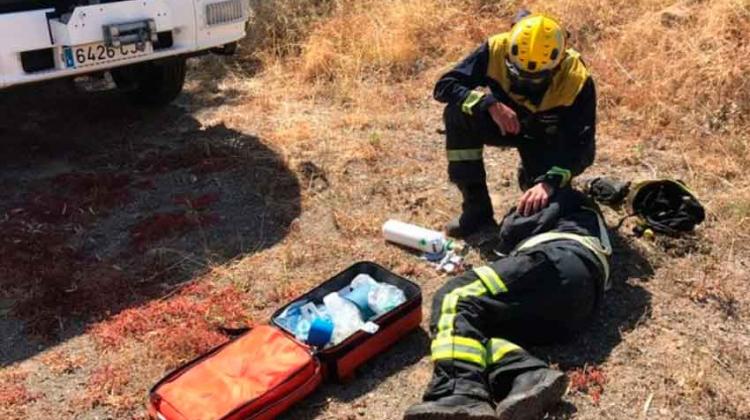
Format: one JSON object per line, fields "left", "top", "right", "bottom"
{"left": 0, "top": 80, "right": 301, "bottom": 365}
{"left": 280, "top": 328, "right": 432, "bottom": 420}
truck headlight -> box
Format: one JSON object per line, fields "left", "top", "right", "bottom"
{"left": 206, "top": 0, "right": 248, "bottom": 26}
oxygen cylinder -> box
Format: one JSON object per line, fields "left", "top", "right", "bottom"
{"left": 382, "top": 219, "right": 449, "bottom": 254}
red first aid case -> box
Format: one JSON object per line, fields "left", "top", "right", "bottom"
{"left": 148, "top": 261, "right": 423, "bottom": 420}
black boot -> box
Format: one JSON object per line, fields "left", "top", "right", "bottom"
{"left": 494, "top": 368, "right": 569, "bottom": 420}
{"left": 445, "top": 183, "right": 495, "bottom": 238}
{"left": 403, "top": 394, "right": 496, "bottom": 420}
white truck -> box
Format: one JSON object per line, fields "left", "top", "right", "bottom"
{"left": 0, "top": 0, "right": 251, "bottom": 104}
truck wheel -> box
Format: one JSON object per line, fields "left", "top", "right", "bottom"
{"left": 112, "top": 58, "right": 186, "bottom": 106}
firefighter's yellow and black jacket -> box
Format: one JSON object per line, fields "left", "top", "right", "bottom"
{"left": 435, "top": 32, "right": 596, "bottom": 190}
{"left": 423, "top": 189, "right": 611, "bottom": 402}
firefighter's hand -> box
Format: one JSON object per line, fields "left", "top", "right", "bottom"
{"left": 488, "top": 102, "right": 520, "bottom": 136}
{"left": 518, "top": 182, "right": 553, "bottom": 217}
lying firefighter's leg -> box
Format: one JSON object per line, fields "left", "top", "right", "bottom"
{"left": 487, "top": 330, "right": 568, "bottom": 420}
{"left": 485, "top": 243, "right": 601, "bottom": 420}
{"left": 443, "top": 104, "right": 514, "bottom": 238}
{"left": 405, "top": 252, "right": 560, "bottom": 419}
{"left": 493, "top": 367, "right": 569, "bottom": 420}
{"left": 403, "top": 272, "right": 500, "bottom": 420}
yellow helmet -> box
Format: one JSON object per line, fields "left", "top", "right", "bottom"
{"left": 507, "top": 14, "right": 566, "bottom": 75}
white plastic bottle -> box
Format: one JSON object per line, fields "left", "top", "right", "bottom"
{"left": 368, "top": 283, "right": 406, "bottom": 315}
{"left": 382, "top": 219, "right": 448, "bottom": 254}
{"left": 323, "top": 292, "right": 365, "bottom": 345}
{"left": 351, "top": 273, "right": 378, "bottom": 290}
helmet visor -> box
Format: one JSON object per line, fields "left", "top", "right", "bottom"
{"left": 505, "top": 58, "right": 553, "bottom": 84}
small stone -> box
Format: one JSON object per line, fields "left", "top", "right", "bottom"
{"left": 661, "top": 8, "right": 689, "bottom": 27}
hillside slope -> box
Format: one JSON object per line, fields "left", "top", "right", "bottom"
{"left": 1, "top": 0, "right": 748, "bottom": 419}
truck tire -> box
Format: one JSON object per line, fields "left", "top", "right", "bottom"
{"left": 112, "top": 57, "right": 186, "bottom": 106}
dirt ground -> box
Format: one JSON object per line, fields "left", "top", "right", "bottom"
{"left": 2, "top": 19, "right": 750, "bottom": 420}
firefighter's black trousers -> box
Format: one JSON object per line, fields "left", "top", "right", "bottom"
{"left": 445, "top": 103, "right": 547, "bottom": 191}
{"left": 423, "top": 239, "right": 603, "bottom": 402}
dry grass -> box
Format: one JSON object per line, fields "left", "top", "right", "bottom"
{"left": 3, "top": 0, "right": 750, "bottom": 419}
{"left": 0, "top": 370, "right": 37, "bottom": 420}
{"left": 589, "top": 0, "right": 750, "bottom": 180}
{"left": 300, "top": 0, "right": 460, "bottom": 82}
{"left": 236, "top": 1, "right": 750, "bottom": 417}
{"left": 245, "top": 0, "right": 339, "bottom": 58}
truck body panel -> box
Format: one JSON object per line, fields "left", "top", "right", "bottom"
{"left": 0, "top": 0, "right": 249, "bottom": 89}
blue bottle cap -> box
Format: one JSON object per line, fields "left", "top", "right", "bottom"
{"left": 307, "top": 317, "right": 334, "bottom": 347}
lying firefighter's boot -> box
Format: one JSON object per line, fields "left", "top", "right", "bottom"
{"left": 495, "top": 368, "right": 569, "bottom": 420}
{"left": 403, "top": 394, "right": 496, "bottom": 420}
{"left": 445, "top": 184, "right": 495, "bottom": 238}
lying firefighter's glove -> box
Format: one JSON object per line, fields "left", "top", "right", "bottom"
{"left": 584, "top": 177, "right": 630, "bottom": 205}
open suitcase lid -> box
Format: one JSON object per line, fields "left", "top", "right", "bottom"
{"left": 150, "top": 261, "right": 422, "bottom": 420}
{"left": 149, "top": 325, "right": 321, "bottom": 420}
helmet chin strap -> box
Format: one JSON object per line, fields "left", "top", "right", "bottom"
{"left": 509, "top": 76, "right": 550, "bottom": 104}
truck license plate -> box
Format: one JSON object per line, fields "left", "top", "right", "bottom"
{"left": 63, "top": 42, "right": 153, "bottom": 69}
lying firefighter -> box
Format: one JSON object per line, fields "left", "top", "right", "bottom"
{"left": 404, "top": 188, "right": 612, "bottom": 420}
{"left": 437, "top": 11, "right": 597, "bottom": 237}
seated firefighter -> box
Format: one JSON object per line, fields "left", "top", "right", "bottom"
{"left": 436, "top": 11, "right": 596, "bottom": 237}
{"left": 404, "top": 188, "right": 612, "bottom": 420}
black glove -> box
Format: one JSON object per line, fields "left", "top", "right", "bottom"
{"left": 585, "top": 177, "right": 630, "bottom": 205}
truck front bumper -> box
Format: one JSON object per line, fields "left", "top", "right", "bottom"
{"left": 0, "top": 0, "right": 250, "bottom": 89}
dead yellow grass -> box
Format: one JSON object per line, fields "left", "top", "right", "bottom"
{"left": 300, "top": 0, "right": 461, "bottom": 81}
{"left": 260, "top": 0, "right": 750, "bottom": 179}
{"left": 592, "top": 0, "right": 750, "bottom": 178}
{"left": 249, "top": 0, "right": 747, "bottom": 182}
{"left": 234, "top": 1, "right": 750, "bottom": 417}
{"left": 244, "top": 0, "right": 338, "bottom": 58}
{"left": 5, "top": 1, "right": 749, "bottom": 419}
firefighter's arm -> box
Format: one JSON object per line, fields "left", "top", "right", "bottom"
{"left": 535, "top": 77, "right": 597, "bottom": 190}
{"left": 433, "top": 43, "right": 497, "bottom": 114}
